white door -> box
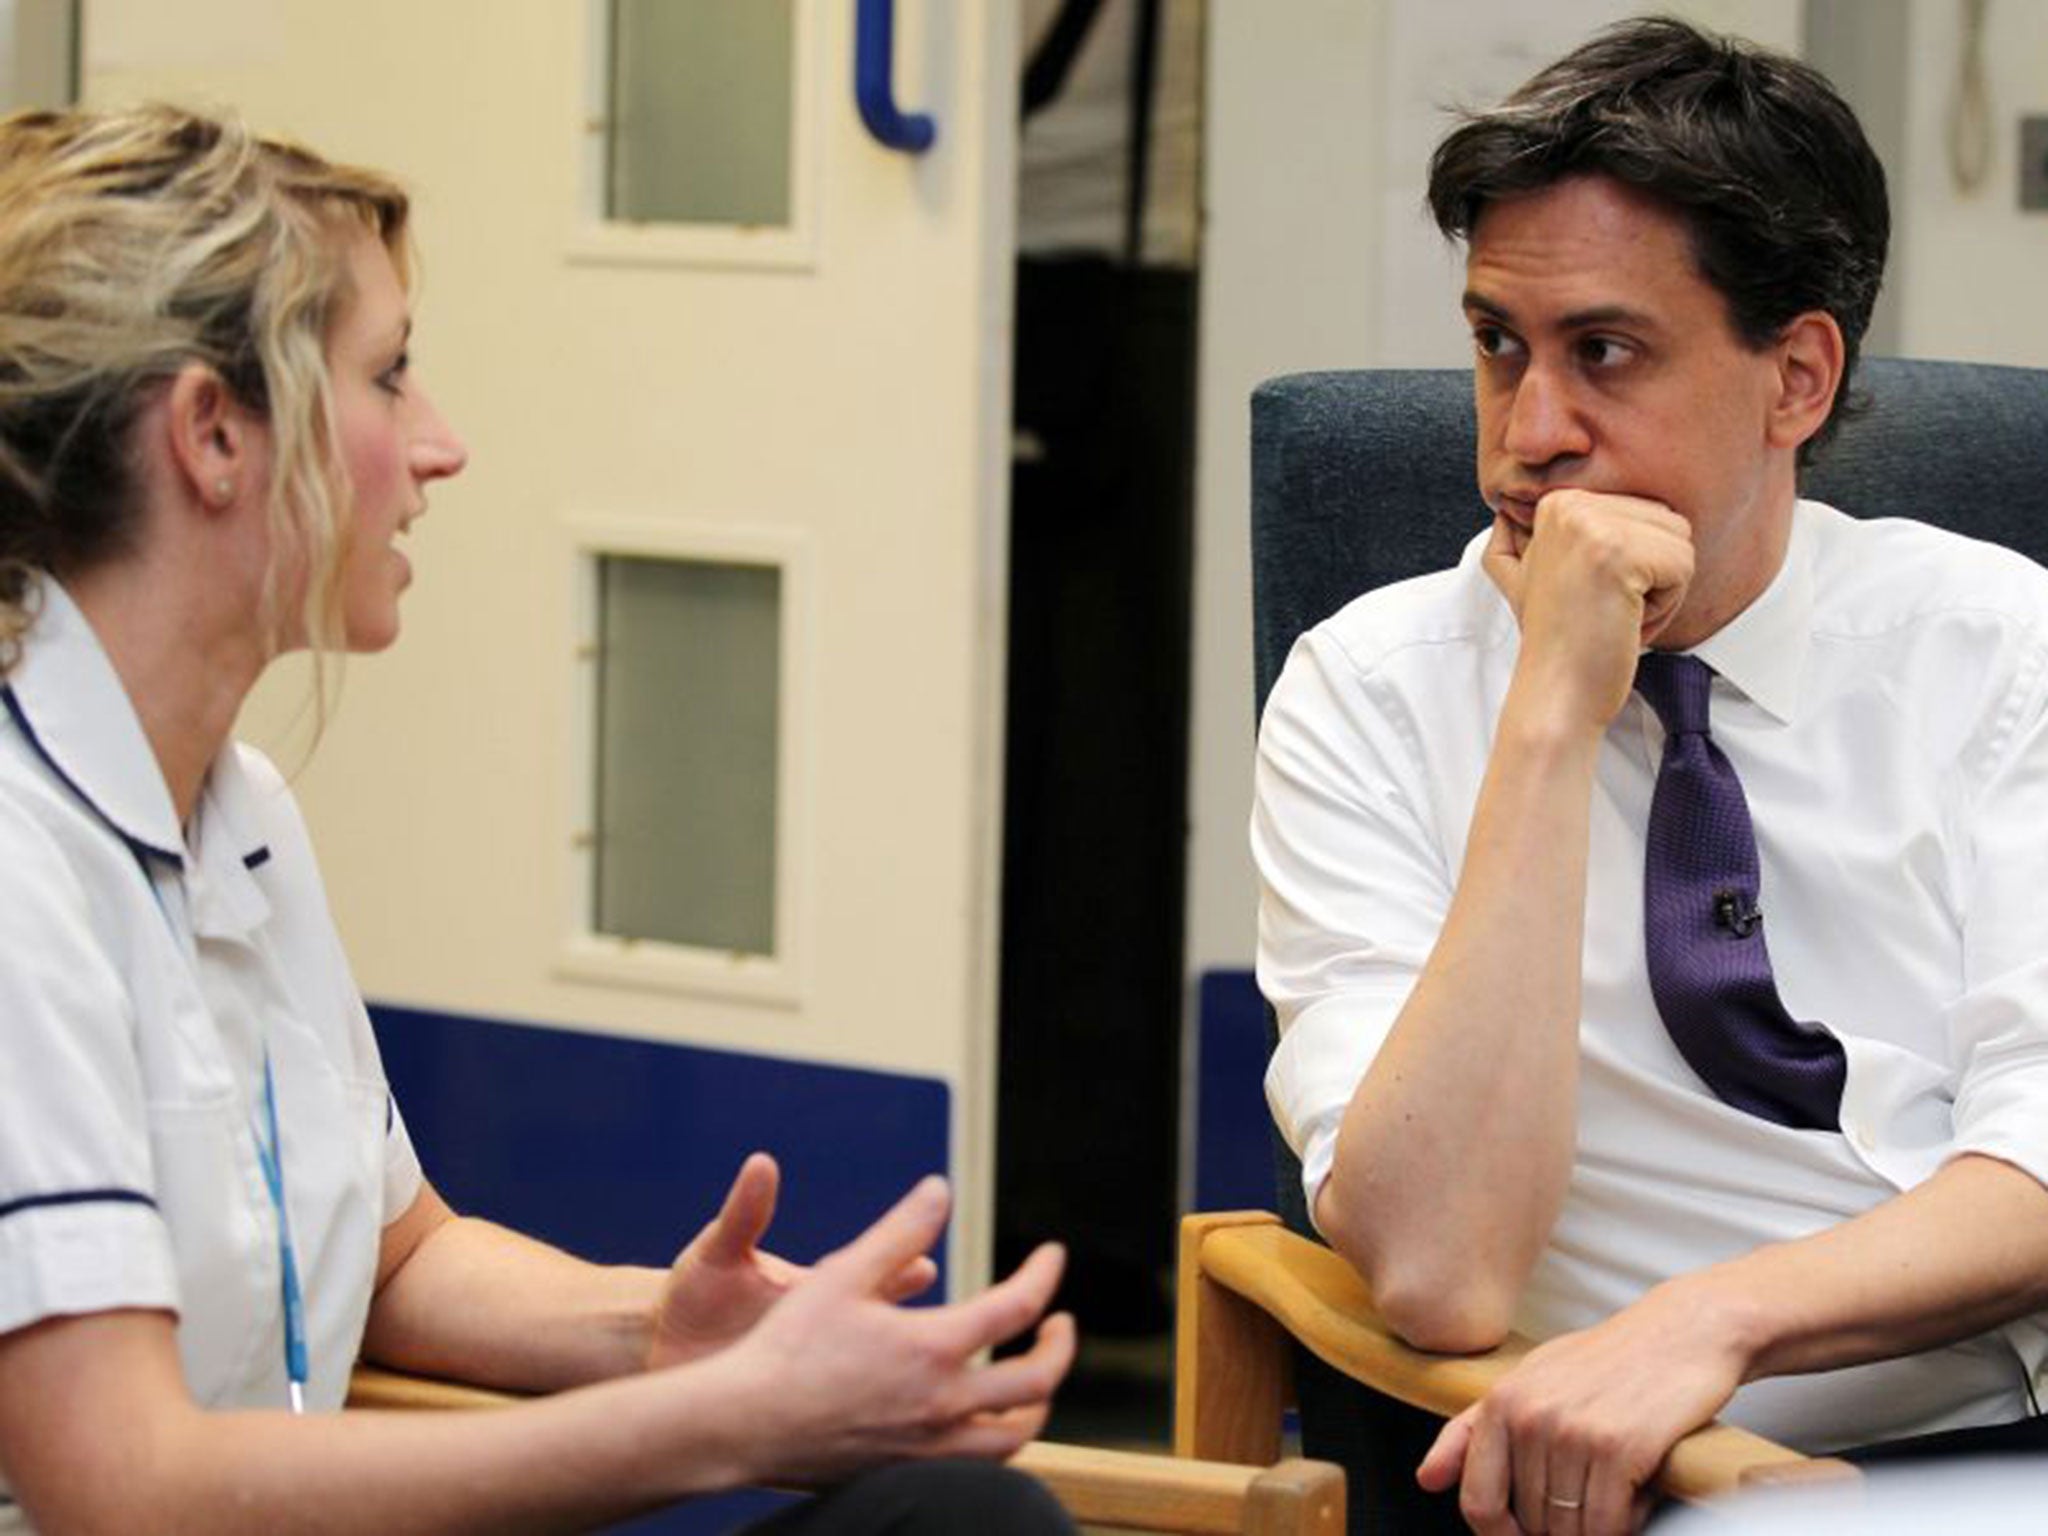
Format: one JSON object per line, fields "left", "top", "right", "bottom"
{"left": 86, "top": 0, "right": 1019, "bottom": 1289}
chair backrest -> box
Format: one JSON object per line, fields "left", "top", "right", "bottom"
{"left": 1251, "top": 359, "right": 2048, "bottom": 722}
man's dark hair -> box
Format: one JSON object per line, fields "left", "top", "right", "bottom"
{"left": 1427, "top": 16, "right": 1889, "bottom": 461}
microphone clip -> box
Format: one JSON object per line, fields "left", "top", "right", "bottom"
{"left": 1714, "top": 890, "right": 1763, "bottom": 938}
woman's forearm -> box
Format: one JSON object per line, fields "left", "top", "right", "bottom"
{"left": 364, "top": 1201, "right": 664, "bottom": 1392}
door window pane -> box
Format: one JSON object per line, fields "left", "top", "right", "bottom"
{"left": 606, "top": 0, "right": 794, "bottom": 227}
{"left": 593, "top": 554, "right": 780, "bottom": 955}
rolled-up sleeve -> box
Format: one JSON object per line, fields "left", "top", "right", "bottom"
{"left": 1949, "top": 633, "right": 2048, "bottom": 1189}
{"left": 1253, "top": 628, "right": 1457, "bottom": 1212}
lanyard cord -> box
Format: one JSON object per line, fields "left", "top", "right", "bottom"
{"left": 137, "top": 849, "right": 309, "bottom": 1413}
{"left": 254, "top": 1050, "right": 310, "bottom": 1413}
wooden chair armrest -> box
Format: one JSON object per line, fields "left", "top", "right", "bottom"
{"left": 1012, "top": 1443, "right": 1342, "bottom": 1534}
{"left": 347, "top": 1364, "right": 1346, "bottom": 1534}
{"left": 1181, "top": 1214, "right": 1855, "bottom": 1503}
{"left": 347, "top": 1364, "right": 520, "bottom": 1411}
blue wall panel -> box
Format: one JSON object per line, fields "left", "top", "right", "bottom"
{"left": 370, "top": 1003, "right": 951, "bottom": 1534}
{"left": 1192, "top": 969, "right": 1278, "bottom": 1213}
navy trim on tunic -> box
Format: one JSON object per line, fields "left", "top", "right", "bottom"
{"left": 0, "top": 684, "right": 185, "bottom": 869}
{"left": 0, "top": 1187, "right": 158, "bottom": 1223}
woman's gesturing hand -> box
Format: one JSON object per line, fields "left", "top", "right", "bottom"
{"left": 708, "top": 1174, "right": 1075, "bottom": 1486}
{"left": 649, "top": 1152, "right": 938, "bottom": 1369}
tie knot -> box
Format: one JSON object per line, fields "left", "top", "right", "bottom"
{"left": 1635, "top": 651, "right": 1714, "bottom": 736}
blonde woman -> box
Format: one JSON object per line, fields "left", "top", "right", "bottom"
{"left": 0, "top": 105, "right": 1075, "bottom": 1535}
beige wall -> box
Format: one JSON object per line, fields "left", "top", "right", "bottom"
{"left": 1895, "top": 0, "right": 2048, "bottom": 363}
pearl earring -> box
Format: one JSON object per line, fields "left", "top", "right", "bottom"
{"left": 214, "top": 477, "right": 234, "bottom": 504}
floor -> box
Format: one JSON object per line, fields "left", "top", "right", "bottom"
{"left": 1045, "top": 1332, "right": 1175, "bottom": 1453}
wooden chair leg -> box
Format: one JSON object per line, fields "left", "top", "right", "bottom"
{"left": 1176, "top": 1212, "right": 1290, "bottom": 1465}
{"left": 1244, "top": 1458, "right": 1345, "bottom": 1536}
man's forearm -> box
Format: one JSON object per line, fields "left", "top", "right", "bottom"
{"left": 1417, "top": 1151, "right": 2048, "bottom": 1527}
{"left": 1319, "top": 684, "right": 1605, "bottom": 1351}
{"left": 1313, "top": 493, "right": 1697, "bottom": 1350}
{"left": 1694, "top": 1151, "right": 2048, "bottom": 1385}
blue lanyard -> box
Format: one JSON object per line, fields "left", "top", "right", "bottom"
{"left": 252, "top": 1049, "right": 310, "bottom": 1414}
{"left": 136, "top": 849, "right": 309, "bottom": 1413}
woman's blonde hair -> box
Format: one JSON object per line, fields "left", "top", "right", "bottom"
{"left": 0, "top": 102, "right": 410, "bottom": 678}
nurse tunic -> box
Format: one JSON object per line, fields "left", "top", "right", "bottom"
{"left": 0, "top": 579, "right": 423, "bottom": 1524}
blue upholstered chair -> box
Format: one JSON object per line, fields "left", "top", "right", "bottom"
{"left": 1185, "top": 360, "right": 2048, "bottom": 1533}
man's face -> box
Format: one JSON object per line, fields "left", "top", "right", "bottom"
{"left": 1464, "top": 175, "right": 1802, "bottom": 645}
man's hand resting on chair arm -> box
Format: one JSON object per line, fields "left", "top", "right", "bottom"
{"left": 1315, "top": 493, "right": 1696, "bottom": 1352}
{"left": 1417, "top": 1152, "right": 2048, "bottom": 1536}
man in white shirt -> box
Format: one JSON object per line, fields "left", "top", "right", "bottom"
{"left": 1255, "top": 18, "right": 2048, "bottom": 1535}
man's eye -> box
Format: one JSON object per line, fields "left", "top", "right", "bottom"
{"left": 1473, "top": 325, "right": 1523, "bottom": 361}
{"left": 1578, "top": 336, "right": 1632, "bottom": 368}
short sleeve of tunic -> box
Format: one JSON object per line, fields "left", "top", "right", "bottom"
{"left": 0, "top": 792, "right": 180, "bottom": 1335}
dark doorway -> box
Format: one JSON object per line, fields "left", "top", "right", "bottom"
{"left": 996, "top": 255, "right": 1195, "bottom": 1425}
{"left": 997, "top": 0, "right": 1200, "bottom": 1445}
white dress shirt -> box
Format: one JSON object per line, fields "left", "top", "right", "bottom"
{"left": 0, "top": 580, "right": 422, "bottom": 1522}
{"left": 1255, "top": 500, "right": 2048, "bottom": 1450}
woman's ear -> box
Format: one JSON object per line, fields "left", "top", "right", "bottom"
{"left": 162, "top": 362, "right": 254, "bottom": 513}
{"left": 1766, "top": 310, "right": 1846, "bottom": 454}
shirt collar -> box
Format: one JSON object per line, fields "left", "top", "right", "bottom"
{"left": 5, "top": 578, "right": 276, "bottom": 935}
{"left": 186, "top": 744, "right": 275, "bottom": 940}
{"left": 1685, "top": 499, "right": 1818, "bottom": 725}
{"left": 4, "top": 577, "right": 187, "bottom": 864}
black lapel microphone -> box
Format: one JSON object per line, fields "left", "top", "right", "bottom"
{"left": 1714, "top": 889, "right": 1763, "bottom": 938}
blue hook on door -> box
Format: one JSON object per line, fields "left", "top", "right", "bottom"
{"left": 855, "top": 0, "right": 937, "bottom": 153}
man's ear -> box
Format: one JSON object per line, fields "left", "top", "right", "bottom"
{"left": 1765, "top": 311, "right": 1845, "bottom": 454}
{"left": 162, "top": 362, "right": 255, "bottom": 513}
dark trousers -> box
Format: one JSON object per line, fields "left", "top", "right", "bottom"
{"left": 740, "top": 1460, "right": 1077, "bottom": 1536}
{"left": 1841, "top": 1410, "right": 2048, "bottom": 1465}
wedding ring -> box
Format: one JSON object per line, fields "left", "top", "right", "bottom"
{"left": 1547, "top": 1494, "right": 1585, "bottom": 1510}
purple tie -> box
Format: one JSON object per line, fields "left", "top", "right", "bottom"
{"left": 1636, "top": 652, "right": 1845, "bottom": 1130}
